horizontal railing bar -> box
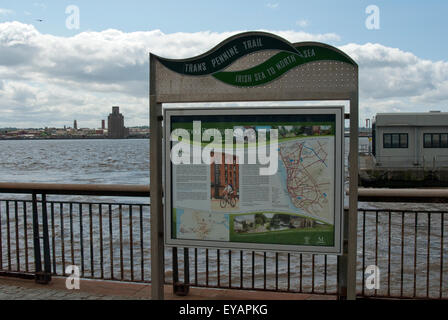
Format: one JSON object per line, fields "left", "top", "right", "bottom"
{"left": 357, "top": 188, "right": 448, "bottom": 203}
{"left": 43, "top": 201, "right": 149, "bottom": 207}
{"left": 1, "top": 199, "right": 442, "bottom": 214}
{"left": 0, "top": 183, "right": 150, "bottom": 197}
{"left": 359, "top": 209, "right": 446, "bottom": 214}
{"left": 0, "top": 199, "right": 150, "bottom": 206}
{"left": 0, "top": 271, "right": 36, "bottom": 280}
{"left": 0, "top": 183, "right": 446, "bottom": 202}
{"left": 358, "top": 188, "right": 448, "bottom": 197}
{"left": 178, "top": 283, "right": 338, "bottom": 295}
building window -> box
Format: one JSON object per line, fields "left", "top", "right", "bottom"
{"left": 443, "top": 134, "right": 448, "bottom": 148}
{"left": 424, "top": 133, "right": 448, "bottom": 148}
{"left": 384, "top": 133, "right": 408, "bottom": 148}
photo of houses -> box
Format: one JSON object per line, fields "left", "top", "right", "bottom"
{"left": 276, "top": 125, "right": 333, "bottom": 138}
{"left": 233, "top": 213, "right": 318, "bottom": 234}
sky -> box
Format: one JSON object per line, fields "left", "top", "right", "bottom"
{"left": 0, "top": 0, "right": 448, "bottom": 128}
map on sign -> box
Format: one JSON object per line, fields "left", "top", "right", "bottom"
{"left": 278, "top": 137, "right": 333, "bottom": 222}
{"left": 168, "top": 110, "right": 341, "bottom": 249}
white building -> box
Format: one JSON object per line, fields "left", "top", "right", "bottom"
{"left": 373, "top": 112, "right": 448, "bottom": 168}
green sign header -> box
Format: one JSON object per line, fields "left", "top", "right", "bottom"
{"left": 156, "top": 32, "right": 355, "bottom": 87}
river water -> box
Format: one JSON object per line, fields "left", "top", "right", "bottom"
{"left": 0, "top": 139, "right": 149, "bottom": 186}
{"left": 0, "top": 138, "right": 446, "bottom": 297}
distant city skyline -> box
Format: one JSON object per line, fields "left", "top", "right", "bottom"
{"left": 0, "top": 106, "right": 143, "bottom": 130}
{"left": 0, "top": 1, "right": 447, "bottom": 128}
{"left": 0, "top": 105, "right": 148, "bottom": 130}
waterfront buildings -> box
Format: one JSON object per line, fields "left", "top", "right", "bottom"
{"left": 0, "top": 106, "right": 148, "bottom": 140}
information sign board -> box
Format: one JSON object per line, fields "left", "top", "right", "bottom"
{"left": 164, "top": 106, "right": 344, "bottom": 254}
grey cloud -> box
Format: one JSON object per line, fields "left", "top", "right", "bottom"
{"left": 0, "top": 44, "right": 39, "bottom": 66}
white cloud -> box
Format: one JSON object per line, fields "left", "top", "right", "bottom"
{"left": 340, "top": 42, "right": 448, "bottom": 121}
{"left": 0, "top": 21, "right": 447, "bottom": 128}
{"left": 296, "top": 19, "right": 309, "bottom": 28}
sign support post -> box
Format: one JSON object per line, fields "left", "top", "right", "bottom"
{"left": 337, "top": 94, "right": 359, "bottom": 300}
{"left": 347, "top": 93, "right": 359, "bottom": 300}
{"left": 149, "top": 54, "right": 165, "bottom": 299}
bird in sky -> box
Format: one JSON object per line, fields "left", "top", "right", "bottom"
{"left": 35, "top": 19, "right": 44, "bottom": 22}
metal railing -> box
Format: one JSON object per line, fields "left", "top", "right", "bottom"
{"left": 0, "top": 183, "right": 150, "bottom": 283}
{"left": 357, "top": 209, "right": 446, "bottom": 299}
{"left": 0, "top": 198, "right": 150, "bottom": 282}
{"left": 0, "top": 183, "right": 447, "bottom": 299}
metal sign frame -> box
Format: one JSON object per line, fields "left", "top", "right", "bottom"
{"left": 149, "top": 31, "right": 359, "bottom": 300}
{"left": 164, "top": 105, "right": 344, "bottom": 254}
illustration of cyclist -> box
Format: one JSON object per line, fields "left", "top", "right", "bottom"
{"left": 220, "top": 184, "right": 236, "bottom": 208}
{"left": 223, "top": 184, "right": 233, "bottom": 200}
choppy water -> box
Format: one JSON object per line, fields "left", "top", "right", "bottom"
{"left": 0, "top": 139, "right": 149, "bottom": 204}
{"left": 0, "top": 139, "right": 149, "bottom": 185}
{"left": 0, "top": 138, "right": 446, "bottom": 297}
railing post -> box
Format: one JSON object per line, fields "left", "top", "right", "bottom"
{"left": 337, "top": 208, "right": 350, "bottom": 299}
{"left": 172, "top": 247, "right": 190, "bottom": 296}
{"left": 183, "top": 248, "right": 190, "bottom": 294}
{"left": 41, "top": 194, "right": 52, "bottom": 282}
{"left": 32, "top": 192, "right": 51, "bottom": 284}
{"left": 32, "top": 193, "right": 42, "bottom": 282}
{"left": 172, "top": 247, "right": 178, "bottom": 286}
